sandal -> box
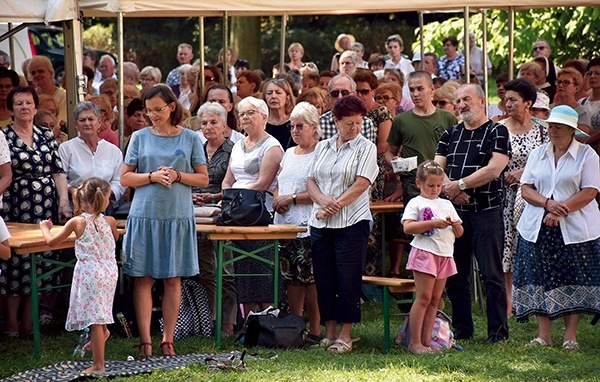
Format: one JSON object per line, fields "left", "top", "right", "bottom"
{"left": 305, "top": 333, "right": 323, "bottom": 346}
{"left": 526, "top": 337, "right": 549, "bottom": 347}
{"left": 327, "top": 339, "right": 353, "bottom": 354}
{"left": 160, "top": 341, "right": 176, "bottom": 356}
{"left": 134, "top": 342, "right": 153, "bottom": 359}
{"left": 319, "top": 338, "right": 334, "bottom": 348}
{"left": 562, "top": 340, "right": 579, "bottom": 351}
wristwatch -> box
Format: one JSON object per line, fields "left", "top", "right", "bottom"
{"left": 458, "top": 179, "right": 467, "bottom": 191}
{"left": 292, "top": 194, "right": 297, "bottom": 205}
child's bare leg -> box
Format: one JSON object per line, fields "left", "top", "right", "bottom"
{"left": 83, "top": 325, "right": 110, "bottom": 352}
{"left": 421, "top": 278, "right": 446, "bottom": 351}
{"left": 83, "top": 325, "right": 107, "bottom": 374}
{"left": 407, "top": 270, "right": 435, "bottom": 354}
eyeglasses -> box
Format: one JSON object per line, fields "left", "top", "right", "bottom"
{"left": 143, "top": 104, "right": 170, "bottom": 115}
{"left": 205, "top": 76, "right": 216, "bottom": 82}
{"left": 356, "top": 89, "right": 371, "bottom": 96}
{"left": 432, "top": 100, "right": 451, "bottom": 107}
{"left": 0, "top": 84, "right": 14, "bottom": 90}
{"left": 238, "top": 109, "right": 258, "bottom": 118}
{"left": 329, "top": 89, "right": 351, "bottom": 98}
{"left": 556, "top": 79, "right": 572, "bottom": 86}
{"left": 374, "top": 95, "right": 395, "bottom": 103}
{"left": 533, "top": 46, "right": 546, "bottom": 51}
{"left": 288, "top": 123, "right": 305, "bottom": 132}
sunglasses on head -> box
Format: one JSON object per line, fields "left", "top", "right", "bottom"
{"left": 432, "top": 100, "right": 451, "bottom": 107}
{"left": 329, "top": 89, "right": 351, "bottom": 98}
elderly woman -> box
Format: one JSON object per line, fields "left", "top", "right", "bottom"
{"left": 498, "top": 78, "right": 547, "bottom": 317}
{"left": 331, "top": 33, "right": 354, "bottom": 73}
{"left": 520, "top": 61, "right": 556, "bottom": 101}
{"left": 121, "top": 85, "right": 208, "bottom": 357}
{"left": 191, "top": 102, "right": 237, "bottom": 336}
{"left": 273, "top": 102, "right": 323, "bottom": 344}
{"left": 351, "top": 42, "right": 369, "bottom": 69}
{"left": 140, "top": 66, "right": 162, "bottom": 89}
{"left": 58, "top": 102, "right": 126, "bottom": 214}
{"left": 263, "top": 78, "right": 296, "bottom": 150}
{"left": 384, "top": 35, "right": 414, "bottom": 78}
{"left": 338, "top": 51, "right": 358, "bottom": 77}
{"left": 287, "top": 43, "right": 305, "bottom": 71}
{"left": 1, "top": 86, "right": 72, "bottom": 337}
{"left": 374, "top": 82, "right": 403, "bottom": 118}
{"left": 513, "top": 105, "right": 600, "bottom": 350}
{"left": 433, "top": 81, "right": 460, "bottom": 118}
{"left": 35, "top": 103, "right": 68, "bottom": 145}
{"left": 122, "top": 61, "right": 140, "bottom": 86}
{"left": 204, "top": 85, "right": 243, "bottom": 142}
{"left": 221, "top": 96, "right": 283, "bottom": 314}
{"left": 88, "top": 95, "right": 119, "bottom": 147}
{"left": 28, "top": 56, "right": 67, "bottom": 126}
{"left": 175, "top": 64, "right": 192, "bottom": 105}
{"left": 307, "top": 96, "right": 378, "bottom": 353}
{"left": 554, "top": 68, "right": 591, "bottom": 134}
{"left": 437, "top": 36, "right": 465, "bottom": 81}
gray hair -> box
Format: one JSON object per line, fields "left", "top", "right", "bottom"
{"left": 238, "top": 96, "right": 269, "bottom": 118}
{"left": 179, "top": 64, "right": 192, "bottom": 75}
{"left": 339, "top": 50, "right": 359, "bottom": 66}
{"left": 178, "top": 43, "right": 193, "bottom": 52}
{"left": 460, "top": 83, "right": 486, "bottom": 99}
{"left": 140, "top": 66, "right": 162, "bottom": 82}
{"left": 123, "top": 62, "right": 140, "bottom": 82}
{"left": 198, "top": 102, "right": 227, "bottom": 125}
{"left": 290, "top": 102, "right": 323, "bottom": 138}
{"left": 100, "top": 54, "right": 116, "bottom": 66}
{"left": 74, "top": 101, "right": 101, "bottom": 120}
{"left": 0, "top": 50, "right": 10, "bottom": 65}
{"left": 350, "top": 42, "right": 364, "bottom": 54}
{"left": 328, "top": 74, "right": 357, "bottom": 92}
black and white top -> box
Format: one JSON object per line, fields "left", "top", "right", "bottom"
{"left": 436, "top": 119, "right": 511, "bottom": 212}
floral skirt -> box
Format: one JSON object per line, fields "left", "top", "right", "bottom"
{"left": 512, "top": 223, "right": 600, "bottom": 322}
{"left": 279, "top": 237, "right": 315, "bottom": 286}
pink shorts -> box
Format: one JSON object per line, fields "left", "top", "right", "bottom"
{"left": 406, "top": 247, "right": 457, "bottom": 279}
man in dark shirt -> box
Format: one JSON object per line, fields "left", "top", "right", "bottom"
{"left": 434, "top": 83, "right": 511, "bottom": 343}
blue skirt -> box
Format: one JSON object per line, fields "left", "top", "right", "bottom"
{"left": 513, "top": 223, "right": 600, "bottom": 322}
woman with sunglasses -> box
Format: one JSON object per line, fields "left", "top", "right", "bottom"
{"left": 432, "top": 82, "right": 460, "bottom": 118}
{"left": 273, "top": 102, "right": 323, "bottom": 345}
{"left": 263, "top": 78, "right": 296, "bottom": 150}
{"left": 553, "top": 68, "right": 592, "bottom": 134}
{"left": 121, "top": 85, "right": 209, "bottom": 357}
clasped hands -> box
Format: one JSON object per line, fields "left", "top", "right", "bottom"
{"left": 543, "top": 199, "right": 569, "bottom": 227}
{"left": 153, "top": 166, "right": 180, "bottom": 188}
{"left": 315, "top": 196, "right": 340, "bottom": 220}
{"left": 272, "top": 195, "right": 293, "bottom": 214}
{"left": 442, "top": 181, "right": 470, "bottom": 205}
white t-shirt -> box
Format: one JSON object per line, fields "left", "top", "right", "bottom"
{"left": 0, "top": 131, "right": 11, "bottom": 208}
{"left": 400, "top": 195, "right": 461, "bottom": 257}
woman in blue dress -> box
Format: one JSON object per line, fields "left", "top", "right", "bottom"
{"left": 121, "top": 85, "right": 208, "bottom": 357}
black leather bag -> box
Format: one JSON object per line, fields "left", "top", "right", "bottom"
{"left": 217, "top": 188, "right": 273, "bottom": 226}
{"left": 241, "top": 311, "right": 306, "bottom": 348}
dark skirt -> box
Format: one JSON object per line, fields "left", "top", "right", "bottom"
{"left": 279, "top": 237, "right": 315, "bottom": 286}
{"left": 512, "top": 223, "right": 600, "bottom": 322}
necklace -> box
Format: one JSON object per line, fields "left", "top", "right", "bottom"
{"left": 152, "top": 126, "right": 180, "bottom": 136}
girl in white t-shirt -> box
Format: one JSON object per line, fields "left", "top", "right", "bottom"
{"left": 401, "top": 160, "right": 463, "bottom": 354}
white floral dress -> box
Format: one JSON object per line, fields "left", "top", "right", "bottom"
{"left": 65, "top": 213, "right": 117, "bottom": 331}
{"left": 501, "top": 121, "right": 547, "bottom": 273}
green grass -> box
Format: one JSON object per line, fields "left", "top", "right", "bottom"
{"left": 2, "top": 300, "right": 600, "bottom": 381}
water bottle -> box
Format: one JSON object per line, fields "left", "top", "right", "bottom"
{"left": 73, "top": 327, "right": 90, "bottom": 358}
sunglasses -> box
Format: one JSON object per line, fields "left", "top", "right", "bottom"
{"left": 533, "top": 46, "right": 546, "bottom": 51}
{"left": 301, "top": 63, "right": 317, "bottom": 69}
{"left": 329, "top": 89, "right": 351, "bottom": 98}
{"left": 205, "top": 76, "right": 216, "bottom": 82}
{"left": 356, "top": 89, "right": 371, "bottom": 96}
{"left": 432, "top": 100, "right": 451, "bottom": 107}
{"left": 288, "top": 123, "right": 305, "bottom": 132}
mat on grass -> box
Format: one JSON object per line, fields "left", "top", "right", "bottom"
{"left": 3, "top": 351, "right": 260, "bottom": 382}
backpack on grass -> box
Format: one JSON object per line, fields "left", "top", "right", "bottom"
{"left": 396, "top": 310, "right": 459, "bottom": 350}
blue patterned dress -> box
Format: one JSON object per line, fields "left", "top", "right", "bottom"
{"left": 122, "top": 128, "right": 206, "bottom": 278}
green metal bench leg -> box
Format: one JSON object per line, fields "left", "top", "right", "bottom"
{"left": 31, "top": 253, "right": 41, "bottom": 359}
{"left": 383, "top": 285, "right": 390, "bottom": 352}
{"left": 215, "top": 240, "right": 224, "bottom": 347}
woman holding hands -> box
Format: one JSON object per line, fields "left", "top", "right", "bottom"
{"left": 121, "top": 85, "right": 208, "bottom": 357}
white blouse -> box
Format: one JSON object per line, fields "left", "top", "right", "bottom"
{"left": 517, "top": 139, "right": 600, "bottom": 244}
{"left": 58, "top": 137, "right": 126, "bottom": 201}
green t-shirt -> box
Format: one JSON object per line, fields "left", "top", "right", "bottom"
{"left": 387, "top": 108, "right": 457, "bottom": 170}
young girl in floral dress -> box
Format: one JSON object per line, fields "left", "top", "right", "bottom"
{"left": 40, "top": 177, "right": 119, "bottom": 374}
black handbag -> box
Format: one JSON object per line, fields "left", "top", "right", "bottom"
{"left": 239, "top": 309, "right": 306, "bottom": 348}
{"left": 217, "top": 188, "right": 273, "bottom": 226}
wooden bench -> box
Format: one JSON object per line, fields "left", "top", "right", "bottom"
{"left": 362, "top": 276, "right": 416, "bottom": 352}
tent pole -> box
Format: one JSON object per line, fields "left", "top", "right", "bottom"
{"left": 508, "top": 6, "right": 515, "bottom": 80}
{"left": 280, "top": 14, "right": 288, "bottom": 74}
{"left": 8, "top": 23, "right": 15, "bottom": 70}
{"left": 464, "top": 6, "right": 470, "bottom": 83}
{"left": 419, "top": 11, "right": 424, "bottom": 71}
{"left": 62, "top": 18, "right": 83, "bottom": 139}
{"left": 199, "top": 17, "right": 205, "bottom": 95}
{"left": 223, "top": 11, "right": 229, "bottom": 87}
{"left": 117, "top": 11, "right": 124, "bottom": 151}
{"left": 482, "top": 9, "right": 489, "bottom": 112}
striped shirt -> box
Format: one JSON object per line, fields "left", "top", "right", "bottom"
{"left": 308, "top": 133, "right": 378, "bottom": 229}
{"left": 435, "top": 119, "right": 511, "bottom": 212}
{"left": 319, "top": 110, "right": 376, "bottom": 144}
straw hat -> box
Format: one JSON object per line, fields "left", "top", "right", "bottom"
{"left": 535, "top": 105, "right": 589, "bottom": 137}
{"left": 334, "top": 34, "right": 356, "bottom": 53}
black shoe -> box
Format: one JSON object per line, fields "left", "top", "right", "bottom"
{"left": 454, "top": 333, "right": 474, "bottom": 340}
{"left": 488, "top": 336, "right": 508, "bottom": 344}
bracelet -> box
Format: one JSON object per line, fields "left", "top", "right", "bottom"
{"left": 175, "top": 169, "right": 182, "bottom": 183}
{"left": 292, "top": 194, "right": 297, "bottom": 205}
{"left": 211, "top": 194, "right": 216, "bottom": 204}
{"left": 544, "top": 197, "right": 550, "bottom": 209}
{"left": 148, "top": 171, "right": 154, "bottom": 184}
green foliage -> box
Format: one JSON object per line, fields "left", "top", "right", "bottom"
{"left": 82, "top": 24, "right": 114, "bottom": 52}
{"left": 414, "top": 7, "right": 599, "bottom": 76}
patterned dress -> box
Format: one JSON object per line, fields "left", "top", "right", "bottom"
{"left": 65, "top": 213, "right": 117, "bottom": 331}
{"left": 0, "top": 124, "right": 63, "bottom": 296}
{"left": 501, "top": 121, "right": 546, "bottom": 273}
{"left": 437, "top": 55, "right": 465, "bottom": 80}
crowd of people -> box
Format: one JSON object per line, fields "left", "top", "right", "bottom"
{"left": 0, "top": 31, "right": 599, "bottom": 371}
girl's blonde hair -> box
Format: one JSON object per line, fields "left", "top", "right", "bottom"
{"left": 416, "top": 160, "right": 445, "bottom": 181}
{"left": 75, "top": 177, "right": 111, "bottom": 217}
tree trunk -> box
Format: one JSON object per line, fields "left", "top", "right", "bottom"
{"left": 230, "top": 17, "right": 261, "bottom": 71}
